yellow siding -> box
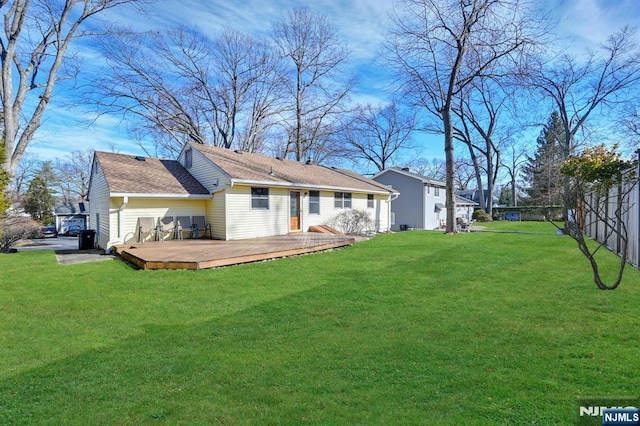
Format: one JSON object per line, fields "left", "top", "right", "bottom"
{"left": 208, "top": 192, "right": 227, "bottom": 240}
{"left": 301, "top": 191, "right": 391, "bottom": 232}
{"left": 87, "top": 160, "right": 112, "bottom": 249}
{"left": 119, "top": 198, "right": 208, "bottom": 244}
{"left": 225, "top": 185, "right": 289, "bottom": 240}
{"left": 179, "top": 145, "right": 228, "bottom": 239}
{"left": 180, "top": 146, "right": 229, "bottom": 193}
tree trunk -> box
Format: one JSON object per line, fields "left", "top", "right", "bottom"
{"left": 468, "top": 146, "right": 485, "bottom": 212}
{"left": 443, "top": 107, "right": 457, "bottom": 234}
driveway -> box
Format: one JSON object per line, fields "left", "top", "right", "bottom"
{"left": 17, "top": 235, "right": 81, "bottom": 251}
{"left": 14, "top": 235, "right": 116, "bottom": 266}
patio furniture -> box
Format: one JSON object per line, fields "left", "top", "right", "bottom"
{"left": 175, "top": 216, "right": 193, "bottom": 239}
{"left": 191, "top": 216, "right": 210, "bottom": 239}
{"left": 156, "top": 217, "right": 174, "bottom": 242}
{"left": 456, "top": 217, "right": 473, "bottom": 232}
{"left": 136, "top": 217, "right": 156, "bottom": 243}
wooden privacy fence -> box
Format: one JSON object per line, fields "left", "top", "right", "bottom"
{"left": 583, "top": 164, "right": 640, "bottom": 267}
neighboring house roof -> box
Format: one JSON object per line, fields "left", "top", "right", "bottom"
{"left": 55, "top": 202, "right": 88, "bottom": 216}
{"left": 192, "top": 144, "right": 396, "bottom": 194}
{"left": 457, "top": 189, "right": 498, "bottom": 206}
{"left": 374, "top": 167, "right": 478, "bottom": 207}
{"left": 93, "top": 152, "right": 210, "bottom": 197}
{"left": 372, "top": 167, "right": 446, "bottom": 187}
{"left": 455, "top": 195, "right": 478, "bottom": 206}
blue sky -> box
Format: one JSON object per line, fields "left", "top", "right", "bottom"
{"left": 24, "top": 0, "right": 640, "bottom": 166}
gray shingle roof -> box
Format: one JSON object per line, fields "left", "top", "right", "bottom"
{"left": 95, "top": 152, "right": 209, "bottom": 196}
{"left": 374, "top": 167, "right": 446, "bottom": 187}
{"left": 194, "top": 144, "right": 395, "bottom": 194}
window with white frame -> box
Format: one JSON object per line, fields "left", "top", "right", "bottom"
{"left": 251, "top": 187, "right": 269, "bottom": 209}
{"left": 309, "top": 190, "right": 320, "bottom": 214}
{"left": 367, "top": 194, "right": 374, "bottom": 208}
{"left": 334, "top": 192, "right": 352, "bottom": 209}
{"left": 434, "top": 187, "right": 440, "bottom": 197}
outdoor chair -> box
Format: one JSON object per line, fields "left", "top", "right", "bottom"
{"left": 156, "top": 217, "right": 174, "bottom": 242}
{"left": 456, "top": 218, "right": 473, "bottom": 233}
{"left": 175, "top": 216, "right": 193, "bottom": 239}
{"left": 136, "top": 217, "right": 156, "bottom": 243}
{"left": 191, "top": 216, "right": 211, "bottom": 239}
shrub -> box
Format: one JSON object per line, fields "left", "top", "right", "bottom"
{"left": 0, "top": 216, "right": 40, "bottom": 252}
{"left": 473, "top": 209, "right": 493, "bottom": 222}
{"left": 327, "top": 209, "right": 375, "bottom": 236}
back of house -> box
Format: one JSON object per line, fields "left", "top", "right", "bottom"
{"left": 88, "top": 144, "right": 397, "bottom": 250}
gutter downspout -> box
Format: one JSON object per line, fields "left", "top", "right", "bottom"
{"left": 225, "top": 181, "right": 234, "bottom": 240}
{"left": 388, "top": 192, "right": 399, "bottom": 232}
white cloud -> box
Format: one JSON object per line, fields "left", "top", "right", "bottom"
{"left": 23, "top": 0, "right": 640, "bottom": 164}
{"left": 559, "top": 0, "right": 640, "bottom": 45}
{"left": 26, "top": 105, "right": 143, "bottom": 160}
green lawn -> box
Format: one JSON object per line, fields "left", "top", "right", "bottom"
{"left": 1, "top": 222, "right": 639, "bottom": 425}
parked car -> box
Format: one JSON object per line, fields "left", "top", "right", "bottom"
{"left": 64, "top": 225, "right": 82, "bottom": 237}
{"left": 38, "top": 225, "right": 58, "bottom": 238}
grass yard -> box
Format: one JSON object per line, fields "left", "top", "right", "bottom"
{"left": 1, "top": 221, "right": 639, "bottom": 424}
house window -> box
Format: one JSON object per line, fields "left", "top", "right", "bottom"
{"left": 251, "top": 187, "right": 269, "bottom": 209}
{"left": 434, "top": 187, "right": 440, "bottom": 197}
{"left": 367, "top": 194, "right": 374, "bottom": 208}
{"left": 309, "top": 190, "right": 320, "bottom": 214}
{"left": 185, "top": 148, "right": 192, "bottom": 169}
{"left": 334, "top": 192, "right": 352, "bottom": 209}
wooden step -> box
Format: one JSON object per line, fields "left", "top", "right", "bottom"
{"left": 308, "top": 225, "right": 344, "bottom": 235}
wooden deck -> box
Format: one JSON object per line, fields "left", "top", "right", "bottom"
{"left": 113, "top": 233, "right": 355, "bottom": 270}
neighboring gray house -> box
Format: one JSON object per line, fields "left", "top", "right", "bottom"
{"left": 373, "top": 167, "right": 480, "bottom": 230}
{"left": 373, "top": 167, "right": 448, "bottom": 230}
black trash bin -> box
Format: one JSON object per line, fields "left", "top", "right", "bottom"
{"left": 78, "top": 229, "right": 96, "bottom": 250}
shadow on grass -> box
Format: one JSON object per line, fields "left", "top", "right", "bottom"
{"left": 0, "top": 290, "right": 437, "bottom": 424}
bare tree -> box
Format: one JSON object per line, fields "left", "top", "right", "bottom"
{"left": 272, "top": 8, "right": 353, "bottom": 163}
{"left": 93, "top": 26, "right": 283, "bottom": 157}
{"left": 54, "top": 149, "right": 93, "bottom": 202}
{"left": 1, "top": 0, "right": 143, "bottom": 174}
{"left": 402, "top": 155, "right": 474, "bottom": 189}
{"left": 526, "top": 26, "right": 640, "bottom": 219}
{"left": 343, "top": 103, "right": 417, "bottom": 172}
{"left": 404, "top": 157, "right": 446, "bottom": 181}
{"left": 8, "top": 151, "right": 39, "bottom": 203}
{"left": 207, "top": 29, "right": 285, "bottom": 152}
{"left": 452, "top": 77, "right": 517, "bottom": 214}
{"left": 619, "top": 100, "right": 640, "bottom": 151}
{"left": 500, "top": 139, "right": 528, "bottom": 206}
{"left": 386, "top": 0, "right": 539, "bottom": 233}
{"left": 453, "top": 156, "right": 477, "bottom": 191}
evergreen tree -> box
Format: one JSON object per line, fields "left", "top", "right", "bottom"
{"left": 23, "top": 176, "right": 55, "bottom": 224}
{"left": 498, "top": 184, "right": 513, "bottom": 206}
{"left": 522, "top": 112, "right": 565, "bottom": 206}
